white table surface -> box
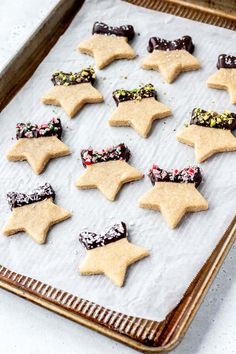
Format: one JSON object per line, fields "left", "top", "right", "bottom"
{"left": 0, "top": 1, "right": 235, "bottom": 353}
{"left": 0, "top": 0, "right": 60, "bottom": 72}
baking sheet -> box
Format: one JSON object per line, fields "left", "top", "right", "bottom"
{"left": 0, "top": 0, "right": 235, "bottom": 321}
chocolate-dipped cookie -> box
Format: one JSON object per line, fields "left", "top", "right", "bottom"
{"left": 76, "top": 143, "right": 143, "bottom": 201}
{"left": 141, "top": 35, "right": 200, "bottom": 83}
{"left": 109, "top": 84, "right": 171, "bottom": 137}
{"left": 207, "top": 54, "right": 236, "bottom": 104}
{"left": 177, "top": 108, "right": 236, "bottom": 162}
{"left": 3, "top": 183, "right": 71, "bottom": 244}
{"left": 42, "top": 67, "right": 103, "bottom": 117}
{"left": 78, "top": 22, "right": 136, "bottom": 69}
{"left": 79, "top": 222, "right": 149, "bottom": 287}
{"left": 7, "top": 118, "right": 70, "bottom": 174}
{"left": 139, "top": 165, "right": 208, "bottom": 228}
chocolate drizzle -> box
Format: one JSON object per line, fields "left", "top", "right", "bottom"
{"left": 92, "top": 21, "right": 135, "bottom": 41}
{"left": 190, "top": 108, "right": 236, "bottom": 130}
{"left": 51, "top": 67, "right": 96, "bottom": 86}
{"left": 113, "top": 84, "right": 157, "bottom": 105}
{"left": 79, "top": 222, "right": 127, "bottom": 250}
{"left": 16, "top": 118, "right": 62, "bottom": 139}
{"left": 81, "top": 143, "right": 130, "bottom": 167}
{"left": 7, "top": 183, "right": 55, "bottom": 210}
{"left": 147, "top": 35, "right": 194, "bottom": 53}
{"left": 217, "top": 54, "right": 236, "bottom": 69}
{"left": 148, "top": 165, "right": 202, "bottom": 188}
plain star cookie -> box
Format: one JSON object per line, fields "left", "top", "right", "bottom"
{"left": 207, "top": 54, "right": 236, "bottom": 104}
{"left": 139, "top": 165, "right": 208, "bottom": 229}
{"left": 108, "top": 84, "right": 171, "bottom": 138}
{"left": 78, "top": 221, "right": 149, "bottom": 287}
{"left": 141, "top": 35, "right": 200, "bottom": 83}
{"left": 42, "top": 67, "right": 103, "bottom": 117}
{"left": 7, "top": 118, "right": 70, "bottom": 174}
{"left": 177, "top": 108, "right": 236, "bottom": 162}
{"left": 78, "top": 21, "right": 136, "bottom": 69}
{"left": 76, "top": 143, "right": 143, "bottom": 201}
{"left": 2, "top": 183, "right": 71, "bottom": 244}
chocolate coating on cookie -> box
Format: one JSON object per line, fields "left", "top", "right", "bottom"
{"left": 113, "top": 84, "right": 157, "bottom": 105}
{"left": 190, "top": 108, "right": 236, "bottom": 130}
{"left": 148, "top": 165, "right": 202, "bottom": 188}
{"left": 7, "top": 183, "right": 55, "bottom": 210}
{"left": 217, "top": 54, "right": 236, "bottom": 69}
{"left": 81, "top": 143, "right": 131, "bottom": 167}
{"left": 51, "top": 67, "right": 96, "bottom": 86}
{"left": 16, "top": 118, "right": 62, "bottom": 139}
{"left": 92, "top": 21, "right": 135, "bottom": 41}
{"left": 147, "top": 35, "right": 194, "bottom": 53}
{"left": 79, "top": 222, "right": 126, "bottom": 250}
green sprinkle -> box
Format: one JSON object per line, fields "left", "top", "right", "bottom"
{"left": 210, "top": 119, "right": 216, "bottom": 127}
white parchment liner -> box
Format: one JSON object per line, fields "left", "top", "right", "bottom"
{"left": 0, "top": 0, "right": 235, "bottom": 321}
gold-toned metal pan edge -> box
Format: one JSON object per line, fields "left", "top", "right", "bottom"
{"left": 126, "top": 0, "right": 236, "bottom": 30}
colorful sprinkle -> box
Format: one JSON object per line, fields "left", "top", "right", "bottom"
{"left": 190, "top": 108, "right": 236, "bottom": 130}
{"left": 81, "top": 143, "right": 130, "bottom": 167}
{"left": 148, "top": 165, "right": 202, "bottom": 187}
{"left": 7, "top": 183, "right": 55, "bottom": 210}
{"left": 113, "top": 84, "right": 157, "bottom": 105}
{"left": 16, "top": 118, "right": 62, "bottom": 139}
{"left": 51, "top": 66, "right": 96, "bottom": 86}
{"left": 79, "top": 222, "right": 126, "bottom": 250}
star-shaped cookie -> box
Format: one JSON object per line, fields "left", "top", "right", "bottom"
{"left": 79, "top": 222, "right": 149, "bottom": 287}
{"left": 42, "top": 67, "right": 103, "bottom": 117}
{"left": 139, "top": 165, "right": 208, "bottom": 228}
{"left": 3, "top": 183, "right": 71, "bottom": 244}
{"left": 109, "top": 84, "right": 171, "bottom": 137}
{"left": 7, "top": 118, "right": 70, "bottom": 174}
{"left": 177, "top": 108, "right": 236, "bottom": 162}
{"left": 78, "top": 22, "right": 136, "bottom": 69}
{"left": 207, "top": 54, "right": 236, "bottom": 104}
{"left": 141, "top": 35, "right": 200, "bottom": 83}
{"left": 76, "top": 143, "right": 143, "bottom": 201}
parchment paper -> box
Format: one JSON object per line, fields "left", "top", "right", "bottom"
{"left": 0, "top": 0, "right": 235, "bottom": 321}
